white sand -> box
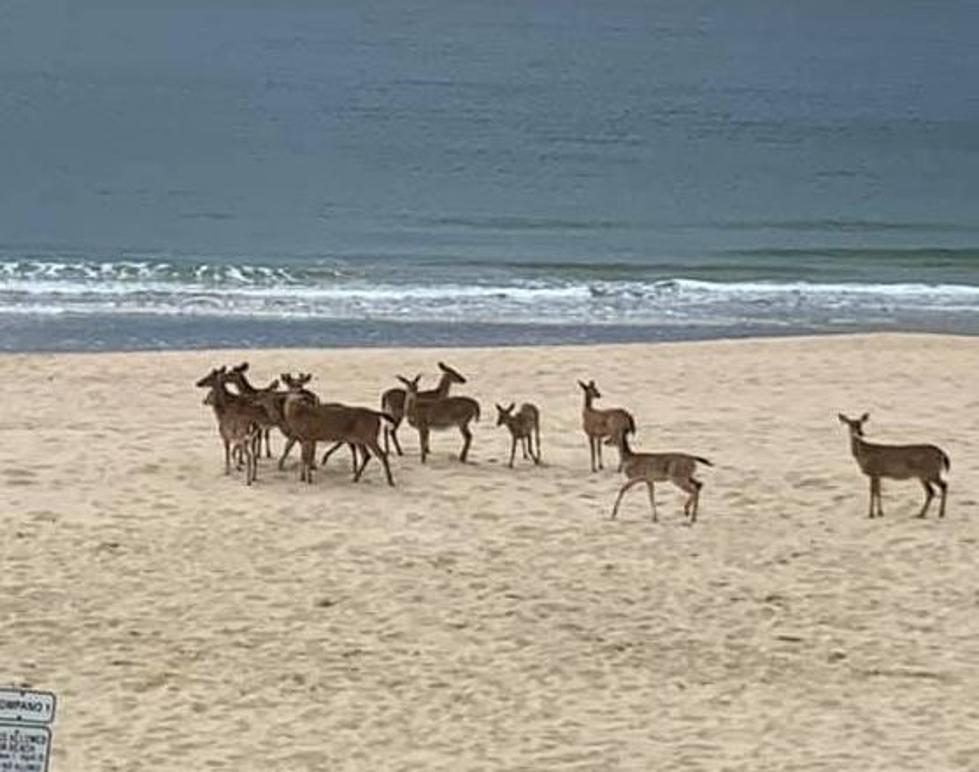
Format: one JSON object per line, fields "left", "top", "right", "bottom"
{"left": 1, "top": 333, "right": 977, "bottom": 770}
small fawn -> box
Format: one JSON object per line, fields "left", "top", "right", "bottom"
{"left": 495, "top": 402, "right": 541, "bottom": 467}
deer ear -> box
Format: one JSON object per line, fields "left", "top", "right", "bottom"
{"left": 397, "top": 375, "right": 410, "bottom": 386}
{"left": 860, "top": 412, "right": 869, "bottom": 423}
{"left": 438, "top": 361, "right": 448, "bottom": 372}
{"left": 217, "top": 365, "right": 227, "bottom": 374}
{"left": 507, "top": 402, "right": 515, "bottom": 413}
{"left": 589, "top": 379, "right": 596, "bottom": 387}
{"left": 236, "top": 362, "right": 249, "bottom": 372}
{"left": 837, "top": 413, "right": 847, "bottom": 423}
{"left": 495, "top": 403, "right": 503, "bottom": 412}
{"left": 269, "top": 379, "right": 280, "bottom": 390}
{"left": 577, "top": 380, "right": 586, "bottom": 389}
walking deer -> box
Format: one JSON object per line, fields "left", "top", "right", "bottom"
{"left": 495, "top": 402, "right": 541, "bottom": 467}
{"left": 838, "top": 412, "right": 950, "bottom": 518}
{"left": 607, "top": 433, "right": 712, "bottom": 522}
{"left": 281, "top": 394, "right": 396, "bottom": 486}
{"left": 380, "top": 362, "right": 467, "bottom": 456}
{"left": 398, "top": 374, "right": 481, "bottom": 463}
{"left": 578, "top": 379, "right": 636, "bottom": 472}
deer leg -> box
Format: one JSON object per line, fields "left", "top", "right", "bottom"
{"left": 223, "top": 439, "right": 231, "bottom": 475}
{"left": 588, "top": 436, "right": 595, "bottom": 472}
{"left": 936, "top": 478, "right": 947, "bottom": 518}
{"left": 509, "top": 435, "right": 517, "bottom": 468}
{"left": 319, "top": 441, "right": 344, "bottom": 467}
{"left": 520, "top": 436, "right": 528, "bottom": 459}
{"left": 691, "top": 478, "right": 703, "bottom": 522}
{"left": 596, "top": 436, "right": 604, "bottom": 470}
{"left": 533, "top": 426, "right": 541, "bottom": 465}
{"left": 675, "top": 477, "right": 702, "bottom": 523}
{"left": 916, "top": 480, "right": 934, "bottom": 518}
{"left": 419, "top": 427, "right": 429, "bottom": 463}
{"left": 390, "top": 422, "right": 404, "bottom": 457}
{"left": 459, "top": 424, "right": 473, "bottom": 462}
{"left": 867, "top": 477, "right": 877, "bottom": 518}
{"left": 611, "top": 478, "right": 644, "bottom": 519}
{"left": 353, "top": 445, "right": 372, "bottom": 482}
{"left": 645, "top": 480, "right": 658, "bottom": 522}
{"left": 278, "top": 436, "right": 297, "bottom": 470}
{"left": 875, "top": 477, "right": 884, "bottom": 517}
{"left": 300, "top": 441, "right": 316, "bottom": 484}
{"left": 367, "top": 438, "right": 395, "bottom": 487}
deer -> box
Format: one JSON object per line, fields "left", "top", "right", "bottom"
{"left": 397, "top": 374, "right": 481, "bottom": 463}
{"left": 495, "top": 402, "right": 541, "bottom": 467}
{"left": 223, "top": 362, "right": 280, "bottom": 458}
{"left": 273, "top": 392, "right": 394, "bottom": 486}
{"left": 578, "top": 379, "right": 636, "bottom": 473}
{"left": 607, "top": 433, "right": 712, "bottom": 522}
{"left": 838, "top": 412, "right": 950, "bottom": 519}
{"left": 246, "top": 372, "right": 357, "bottom": 474}
{"left": 195, "top": 366, "right": 263, "bottom": 485}
{"left": 380, "top": 362, "right": 467, "bottom": 456}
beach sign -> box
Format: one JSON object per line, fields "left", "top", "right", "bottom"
{"left": 0, "top": 689, "right": 56, "bottom": 772}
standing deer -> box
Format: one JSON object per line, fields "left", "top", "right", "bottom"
{"left": 838, "top": 412, "right": 950, "bottom": 518}
{"left": 380, "top": 362, "right": 467, "bottom": 456}
{"left": 398, "top": 374, "right": 481, "bottom": 463}
{"left": 196, "top": 366, "right": 263, "bottom": 485}
{"left": 607, "top": 433, "right": 712, "bottom": 522}
{"left": 224, "top": 362, "right": 279, "bottom": 458}
{"left": 495, "top": 402, "right": 541, "bottom": 467}
{"left": 578, "top": 379, "right": 636, "bottom": 473}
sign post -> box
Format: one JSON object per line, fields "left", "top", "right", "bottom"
{"left": 0, "top": 689, "right": 57, "bottom": 772}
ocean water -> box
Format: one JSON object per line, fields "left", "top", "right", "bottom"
{"left": 1, "top": 1, "right": 978, "bottom": 350}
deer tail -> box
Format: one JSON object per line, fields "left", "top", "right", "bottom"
{"left": 942, "top": 451, "right": 951, "bottom": 471}
{"left": 694, "top": 456, "right": 713, "bottom": 467}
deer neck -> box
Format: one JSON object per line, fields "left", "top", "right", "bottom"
{"left": 209, "top": 379, "right": 234, "bottom": 414}
{"left": 433, "top": 372, "right": 454, "bottom": 398}
{"left": 619, "top": 434, "right": 633, "bottom": 459}
{"left": 583, "top": 393, "right": 595, "bottom": 412}
{"left": 236, "top": 374, "right": 257, "bottom": 394}
{"left": 849, "top": 431, "right": 868, "bottom": 461}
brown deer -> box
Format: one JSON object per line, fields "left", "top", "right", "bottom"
{"left": 224, "top": 362, "right": 279, "bottom": 458}
{"left": 196, "top": 366, "right": 262, "bottom": 485}
{"left": 607, "top": 433, "right": 712, "bottom": 522}
{"left": 398, "top": 374, "right": 481, "bottom": 463}
{"left": 248, "top": 372, "right": 356, "bottom": 474}
{"left": 280, "top": 393, "right": 395, "bottom": 486}
{"left": 578, "top": 379, "right": 636, "bottom": 473}
{"left": 380, "top": 362, "right": 467, "bottom": 456}
{"left": 495, "top": 402, "right": 541, "bottom": 467}
{"left": 838, "top": 413, "right": 950, "bottom": 519}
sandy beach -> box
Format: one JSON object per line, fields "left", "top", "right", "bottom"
{"left": 2, "top": 332, "right": 978, "bottom": 771}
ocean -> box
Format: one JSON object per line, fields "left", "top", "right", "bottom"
{"left": 2, "top": 1, "right": 978, "bottom": 351}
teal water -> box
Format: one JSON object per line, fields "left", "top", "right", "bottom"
{"left": 1, "top": 1, "right": 977, "bottom": 349}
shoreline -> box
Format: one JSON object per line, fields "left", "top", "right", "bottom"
{"left": 2, "top": 311, "right": 978, "bottom": 353}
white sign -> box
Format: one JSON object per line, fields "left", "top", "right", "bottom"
{"left": 0, "top": 723, "right": 51, "bottom": 772}
{"left": 0, "top": 692, "right": 55, "bottom": 725}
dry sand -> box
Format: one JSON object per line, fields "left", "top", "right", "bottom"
{"left": 1, "top": 333, "right": 978, "bottom": 771}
